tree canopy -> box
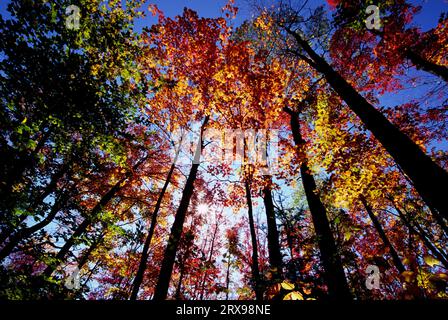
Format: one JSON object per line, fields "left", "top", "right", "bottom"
{"left": 0, "top": 0, "right": 447, "bottom": 300}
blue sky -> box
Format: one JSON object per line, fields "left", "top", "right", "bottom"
{"left": 0, "top": 0, "right": 446, "bottom": 297}
{"left": 129, "top": 0, "right": 446, "bottom": 30}
{"left": 1, "top": 0, "right": 446, "bottom": 148}
{"left": 1, "top": 0, "right": 445, "bottom": 144}
{"left": 1, "top": 0, "right": 445, "bottom": 31}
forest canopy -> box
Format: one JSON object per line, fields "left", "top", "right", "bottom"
{"left": 0, "top": 0, "right": 447, "bottom": 300}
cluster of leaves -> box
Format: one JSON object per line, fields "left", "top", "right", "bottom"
{"left": 0, "top": 0, "right": 447, "bottom": 300}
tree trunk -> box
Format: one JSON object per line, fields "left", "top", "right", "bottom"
{"left": 286, "top": 108, "right": 352, "bottom": 300}
{"left": 0, "top": 160, "right": 71, "bottom": 244}
{"left": 244, "top": 179, "right": 264, "bottom": 301}
{"left": 77, "top": 231, "right": 106, "bottom": 270}
{"left": 279, "top": 210, "right": 295, "bottom": 258}
{"left": 287, "top": 30, "right": 448, "bottom": 219}
{"left": 225, "top": 254, "right": 231, "bottom": 300}
{"left": 174, "top": 236, "right": 193, "bottom": 301}
{"left": 393, "top": 204, "right": 448, "bottom": 269}
{"left": 42, "top": 156, "right": 147, "bottom": 277}
{"left": 0, "top": 193, "right": 68, "bottom": 261}
{"left": 153, "top": 116, "right": 209, "bottom": 300}
{"left": 174, "top": 264, "right": 186, "bottom": 300}
{"left": 199, "top": 219, "right": 219, "bottom": 300}
{"left": 130, "top": 145, "right": 181, "bottom": 299}
{"left": 262, "top": 180, "right": 283, "bottom": 281}
{"left": 406, "top": 225, "right": 425, "bottom": 298}
{"left": 43, "top": 216, "right": 90, "bottom": 277}
{"left": 360, "top": 198, "right": 406, "bottom": 273}
{"left": 406, "top": 197, "right": 448, "bottom": 237}
{"left": 370, "top": 29, "right": 448, "bottom": 82}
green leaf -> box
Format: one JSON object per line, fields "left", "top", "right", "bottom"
{"left": 26, "top": 140, "right": 38, "bottom": 150}
{"left": 50, "top": 3, "right": 57, "bottom": 23}
{"left": 334, "top": 216, "right": 341, "bottom": 225}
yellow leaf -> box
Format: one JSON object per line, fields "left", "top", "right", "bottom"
{"left": 401, "top": 271, "right": 414, "bottom": 282}
{"left": 21, "top": 117, "right": 27, "bottom": 124}
{"left": 280, "top": 281, "right": 295, "bottom": 291}
{"left": 424, "top": 255, "right": 440, "bottom": 267}
{"left": 284, "top": 291, "right": 303, "bottom": 300}
{"left": 344, "top": 231, "right": 352, "bottom": 241}
{"left": 437, "top": 273, "right": 448, "bottom": 280}
{"left": 91, "top": 64, "right": 100, "bottom": 76}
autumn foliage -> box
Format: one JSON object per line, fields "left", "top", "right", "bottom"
{"left": 0, "top": 0, "right": 447, "bottom": 301}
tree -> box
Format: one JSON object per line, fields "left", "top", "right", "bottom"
{"left": 256, "top": 4, "right": 448, "bottom": 219}
{"left": 285, "top": 106, "right": 352, "bottom": 299}
{"left": 1, "top": 0, "right": 447, "bottom": 301}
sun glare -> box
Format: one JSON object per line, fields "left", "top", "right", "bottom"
{"left": 197, "top": 204, "right": 209, "bottom": 214}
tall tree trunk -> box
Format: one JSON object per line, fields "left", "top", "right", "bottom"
{"left": 77, "top": 231, "right": 106, "bottom": 270}
{"left": 262, "top": 180, "right": 283, "bottom": 281}
{"left": 406, "top": 223, "right": 424, "bottom": 298}
{"left": 279, "top": 210, "right": 295, "bottom": 258}
{"left": 174, "top": 236, "right": 193, "bottom": 301}
{"left": 360, "top": 198, "right": 406, "bottom": 273}
{"left": 153, "top": 117, "right": 209, "bottom": 300}
{"left": 300, "top": 163, "right": 351, "bottom": 299}
{"left": 225, "top": 254, "right": 231, "bottom": 300}
{"left": 130, "top": 140, "right": 182, "bottom": 299}
{"left": 286, "top": 29, "right": 448, "bottom": 219}
{"left": 174, "top": 264, "right": 186, "bottom": 300}
{"left": 370, "top": 29, "right": 448, "bottom": 82}
{"left": 0, "top": 160, "right": 71, "bottom": 244}
{"left": 286, "top": 108, "right": 351, "bottom": 300}
{"left": 244, "top": 179, "right": 264, "bottom": 301}
{"left": 199, "top": 219, "right": 219, "bottom": 300}
{"left": 406, "top": 50, "right": 448, "bottom": 82}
